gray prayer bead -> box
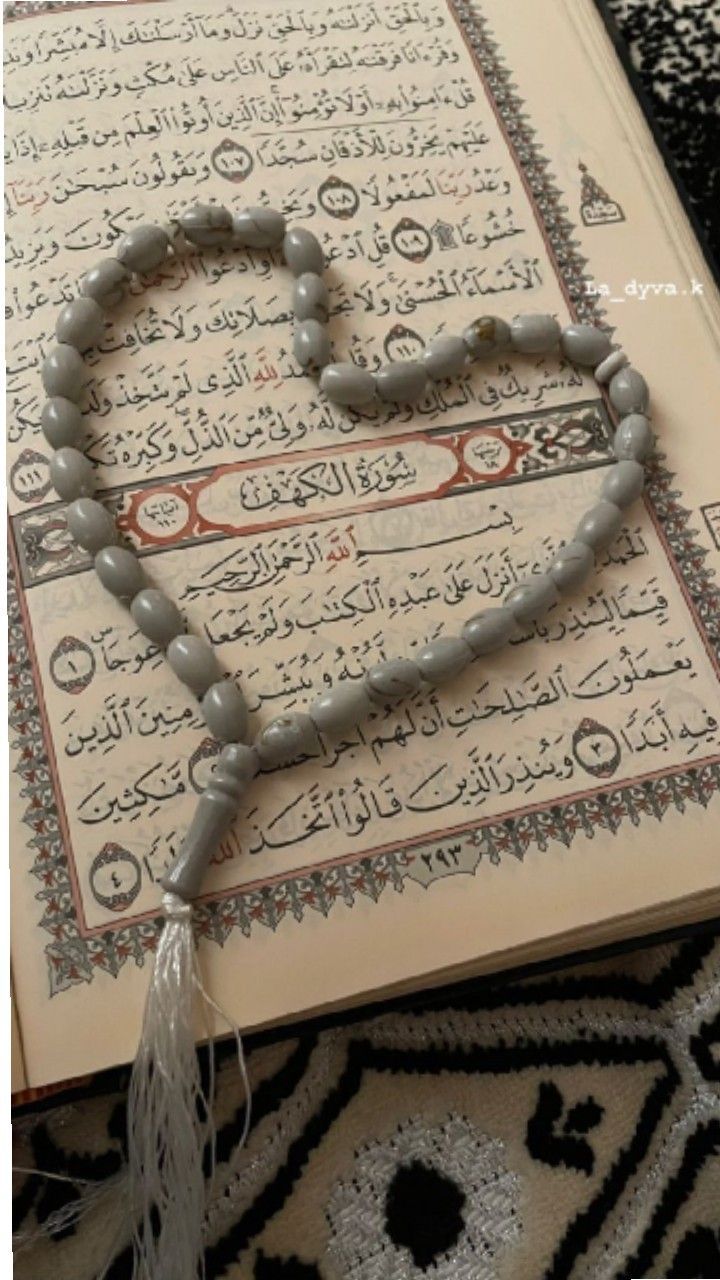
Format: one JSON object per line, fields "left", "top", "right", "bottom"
{"left": 178, "top": 204, "right": 233, "bottom": 248}
{"left": 55, "top": 297, "right": 105, "bottom": 352}
{"left": 81, "top": 259, "right": 130, "bottom": 309}
{"left": 283, "top": 227, "right": 325, "bottom": 276}
{"left": 161, "top": 219, "right": 190, "bottom": 256}
{"left": 365, "top": 657, "right": 421, "bottom": 702}
{"left": 218, "top": 742, "right": 259, "bottom": 785}
{"left": 41, "top": 345, "right": 85, "bottom": 400}
{"left": 462, "top": 315, "right": 511, "bottom": 358}
{"left": 608, "top": 366, "right": 649, "bottom": 415}
{"left": 130, "top": 588, "right": 184, "bottom": 647}
{"left": 505, "top": 575, "right": 560, "bottom": 624}
{"left": 49, "top": 447, "right": 95, "bottom": 501}
{"left": 255, "top": 712, "right": 319, "bottom": 768}
{"left": 161, "top": 751, "right": 253, "bottom": 900}
{"left": 574, "top": 501, "right": 624, "bottom": 550}
{"left": 232, "top": 206, "right": 286, "bottom": 248}
{"left": 560, "top": 323, "right": 611, "bottom": 367}
{"left": 292, "top": 272, "right": 329, "bottom": 322}
{"left": 320, "top": 362, "right": 376, "bottom": 406}
{"left": 116, "top": 224, "right": 170, "bottom": 272}
{"left": 375, "top": 361, "right": 428, "bottom": 403}
{"left": 461, "top": 607, "right": 516, "bottom": 655}
{"left": 423, "top": 334, "right": 468, "bottom": 381}
{"left": 41, "top": 397, "right": 83, "bottom": 449}
{"left": 293, "top": 319, "right": 331, "bottom": 370}
{"left": 600, "top": 460, "right": 644, "bottom": 509}
{"left": 309, "top": 682, "right": 372, "bottom": 735}
{"left": 510, "top": 313, "right": 560, "bottom": 354}
{"left": 548, "top": 541, "right": 595, "bottom": 593}
{"left": 94, "top": 545, "right": 145, "bottom": 601}
{"left": 613, "top": 413, "right": 653, "bottom": 462}
{"left": 201, "top": 681, "right": 249, "bottom": 743}
{"left": 415, "top": 635, "right": 473, "bottom": 683}
{"left": 594, "top": 349, "right": 628, "bottom": 384}
{"left": 166, "top": 634, "right": 221, "bottom": 695}
{"left": 65, "top": 497, "right": 117, "bottom": 553}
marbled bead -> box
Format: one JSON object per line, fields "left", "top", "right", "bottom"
{"left": 55, "top": 297, "right": 105, "bottom": 352}
{"left": 94, "top": 545, "right": 145, "bottom": 601}
{"left": 81, "top": 259, "right": 130, "bottom": 309}
{"left": 65, "top": 497, "right": 117, "bottom": 553}
{"left": 574, "top": 501, "right": 624, "bottom": 550}
{"left": 130, "top": 588, "right": 184, "bottom": 647}
{"left": 255, "top": 712, "right": 319, "bottom": 768}
{"left": 601, "top": 460, "right": 644, "bottom": 509}
{"left": 365, "top": 657, "right": 421, "bottom": 702}
{"left": 41, "top": 397, "right": 83, "bottom": 449}
{"left": 549, "top": 541, "right": 595, "bottom": 593}
{"left": 293, "top": 318, "right": 331, "bottom": 369}
{"left": 49, "top": 447, "right": 95, "bottom": 501}
{"left": 613, "top": 413, "right": 653, "bottom": 462}
{"left": 201, "top": 681, "right": 249, "bottom": 743}
{"left": 218, "top": 743, "right": 259, "bottom": 785}
{"left": 41, "top": 345, "right": 85, "bottom": 400}
{"left": 594, "top": 349, "right": 628, "bottom": 384}
{"left": 320, "top": 362, "right": 376, "bottom": 406}
{"left": 510, "top": 313, "right": 560, "bottom": 354}
{"left": 178, "top": 204, "right": 232, "bottom": 248}
{"left": 283, "top": 227, "right": 324, "bottom": 277}
{"left": 608, "top": 366, "right": 649, "bottom": 415}
{"left": 560, "top": 323, "right": 611, "bottom": 367}
{"left": 423, "top": 334, "right": 468, "bottom": 381}
{"left": 292, "top": 272, "right": 329, "bottom": 322}
{"left": 166, "top": 634, "right": 221, "bottom": 696}
{"left": 462, "top": 315, "right": 511, "bottom": 358}
{"left": 309, "top": 682, "right": 372, "bottom": 735}
{"left": 461, "top": 607, "right": 516, "bottom": 655}
{"left": 232, "top": 205, "right": 286, "bottom": 248}
{"left": 116, "top": 224, "right": 170, "bottom": 272}
{"left": 505, "top": 574, "right": 559, "bottom": 624}
{"left": 375, "top": 361, "right": 428, "bottom": 403}
{"left": 415, "top": 635, "right": 473, "bottom": 683}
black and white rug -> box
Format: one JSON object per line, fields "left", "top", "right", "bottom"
{"left": 13, "top": 932, "right": 720, "bottom": 1278}
{"left": 604, "top": 0, "right": 719, "bottom": 256}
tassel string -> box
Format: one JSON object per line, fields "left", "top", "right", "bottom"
{"left": 127, "top": 892, "right": 252, "bottom": 1280}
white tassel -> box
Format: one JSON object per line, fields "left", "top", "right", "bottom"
{"left": 11, "top": 1168, "right": 126, "bottom": 1254}
{"left": 127, "top": 891, "right": 251, "bottom": 1280}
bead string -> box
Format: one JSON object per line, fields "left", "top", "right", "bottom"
{"left": 40, "top": 200, "right": 654, "bottom": 899}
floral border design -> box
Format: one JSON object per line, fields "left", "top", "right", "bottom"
{"left": 8, "top": 0, "right": 720, "bottom": 993}
{"left": 10, "top": 459, "right": 720, "bottom": 993}
{"left": 452, "top": 0, "right": 600, "bottom": 324}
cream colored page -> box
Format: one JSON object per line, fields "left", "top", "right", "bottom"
{"left": 11, "top": 981, "right": 27, "bottom": 1094}
{"left": 6, "top": 0, "right": 719, "bottom": 1086}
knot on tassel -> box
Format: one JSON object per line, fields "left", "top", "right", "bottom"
{"left": 161, "top": 891, "right": 193, "bottom": 922}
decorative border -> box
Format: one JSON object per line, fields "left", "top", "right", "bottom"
{"left": 8, "top": 0, "right": 720, "bottom": 993}
{"left": 10, "top": 448, "right": 720, "bottom": 994}
{"left": 451, "top": 0, "right": 601, "bottom": 325}
{"left": 12, "top": 403, "right": 612, "bottom": 586}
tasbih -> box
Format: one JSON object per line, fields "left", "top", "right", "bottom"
{"left": 39, "top": 201, "right": 653, "bottom": 1278}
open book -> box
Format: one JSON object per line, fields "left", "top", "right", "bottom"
{"left": 7, "top": 0, "right": 720, "bottom": 1095}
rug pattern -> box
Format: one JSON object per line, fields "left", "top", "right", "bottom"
{"left": 12, "top": 933, "right": 720, "bottom": 1278}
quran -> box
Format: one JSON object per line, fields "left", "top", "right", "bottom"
{"left": 7, "top": 0, "right": 720, "bottom": 1096}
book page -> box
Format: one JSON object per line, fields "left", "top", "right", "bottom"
{"left": 6, "top": 0, "right": 720, "bottom": 1088}
{"left": 10, "top": 980, "right": 27, "bottom": 1095}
